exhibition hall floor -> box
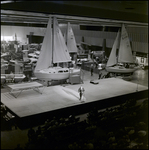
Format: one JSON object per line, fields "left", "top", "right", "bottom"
{"left": 1, "top": 78, "right": 147, "bottom": 118}
{"left": 1, "top": 68, "right": 148, "bottom": 149}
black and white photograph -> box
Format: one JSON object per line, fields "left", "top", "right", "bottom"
{"left": 1, "top": 1, "right": 148, "bottom": 149}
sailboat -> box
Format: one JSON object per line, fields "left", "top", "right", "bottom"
{"left": 34, "top": 17, "right": 79, "bottom": 82}
{"left": 1, "top": 58, "right": 8, "bottom": 69}
{"left": 65, "top": 22, "right": 81, "bottom": 72}
{"left": 106, "top": 24, "right": 138, "bottom": 74}
{"left": 65, "top": 22, "right": 78, "bottom": 53}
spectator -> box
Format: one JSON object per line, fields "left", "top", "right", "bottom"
{"left": 98, "top": 72, "right": 102, "bottom": 79}
{"left": 105, "top": 72, "right": 111, "bottom": 78}
{"left": 14, "top": 144, "right": 23, "bottom": 149}
{"left": 36, "top": 126, "right": 41, "bottom": 137}
{"left": 1, "top": 104, "right": 7, "bottom": 116}
{"left": 98, "top": 64, "right": 103, "bottom": 79}
{"left": 1, "top": 103, "right": 10, "bottom": 120}
{"left": 27, "top": 127, "right": 36, "bottom": 142}
{"left": 90, "top": 64, "right": 94, "bottom": 76}
{"left": 125, "top": 63, "right": 129, "bottom": 68}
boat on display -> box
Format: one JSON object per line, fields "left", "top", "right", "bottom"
{"left": 13, "top": 74, "right": 26, "bottom": 83}
{"left": 1, "top": 58, "right": 9, "bottom": 69}
{"left": 34, "top": 17, "right": 80, "bottom": 82}
{"left": 65, "top": 22, "right": 81, "bottom": 72}
{"left": 1, "top": 52, "right": 10, "bottom": 58}
{"left": 106, "top": 24, "right": 138, "bottom": 74}
{"left": 28, "top": 53, "right": 39, "bottom": 59}
{"left": 65, "top": 22, "right": 78, "bottom": 53}
{"left": 1, "top": 73, "right": 26, "bottom": 83}
{"left": 1, "top": 52, "right": 11, "bottom": 62}
{"left": 28, "top": 50, "right": 40, "bottom": 59}
{"left": 1, "top": 75, "right": 6, "bottom": 85}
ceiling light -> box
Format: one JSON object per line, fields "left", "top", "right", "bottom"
{"left": 1, "top": 1, "right": 13, "bottom": 4}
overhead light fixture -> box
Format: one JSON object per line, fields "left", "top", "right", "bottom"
{"left": 1, "top": 1, "right": 14, "bottom": 4}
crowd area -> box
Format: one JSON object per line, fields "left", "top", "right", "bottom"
{"left": 9, "top": 98, "right": 148, "bottom": 149}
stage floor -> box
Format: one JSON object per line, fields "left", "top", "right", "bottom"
{"left": 1, "top": 78, "right": 148, "bottom": 118}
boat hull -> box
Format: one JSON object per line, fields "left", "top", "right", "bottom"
{"left": 1, "top": 64, "right": 8, "bottom": 69}
{"left": 1, "top": 74, "right": 25, "bottom": 83}
{"left": 69, "top": 68, "right": 80, "bottom": 75}
{"left": 1, "top": 75, "right": 6, "bottom": 85}
{"left": 34, "top": 71, "right": 69, "bottom": 82}
{"left": 34, "top": 67, "right": 80, "bottom": 82}
{"left": 14, "top": 74, "right": 26, "bottom": 83}
{"left": 106, "top": 66, "right": 138, "bottom": 74}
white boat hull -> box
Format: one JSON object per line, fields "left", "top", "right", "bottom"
{"left": 14, "top": 74, "right": 26, "bottom": 83}
{"left": 34, "top": 71, "right": 69, "bottom": 82}
{"left": 1, "top": 74, "right": 25, "bottom": 83}
{"left": 1, "top": 64, "right": 8, "bottom": 69}
{"left": 69, "top": 68, "right": 80, "bottom": 75}
{"left": 106, "top": 66, "right": 138, "bottom": 74}
{"left": 1, "top": 75, "right": 6, "bottom": 85}
{"left": 34, "top": 67, "right": 80, "bottom": 82}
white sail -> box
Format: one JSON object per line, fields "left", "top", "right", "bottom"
{"left": 34, "top": 17, "right": 82, "bottom": 82}
{"left": 106, "top": 30, "right": 120, "bottom": 67}
{"left": 106, "top": 24, "right": 138, "bottom": 74}
{"left": 35, "top": 17, "right": 52, "bottom": 71}
{"left": 66, "top": 22, "right": 78, "bottom": 53}
{"left": 53, "top": 17, "right": 71, "bottom": 63}
{"left": 118, "top": 24, "right": 134, "bottom": 63}
{"left": 64, "top": 32, "right": 66, "bottom": 43}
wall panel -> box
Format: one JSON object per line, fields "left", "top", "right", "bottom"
{"left": 1, "top": 24, "right": 148, "bottom": 53}
{"left": 85, "top": 37, "right": 103, "bottom": 46}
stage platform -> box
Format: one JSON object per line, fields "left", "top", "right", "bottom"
{"left": 1, "top": 78, "right": 148, "bottom": 128}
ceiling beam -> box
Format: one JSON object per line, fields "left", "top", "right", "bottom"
{"left": 1, "top": 1, "right": 148, "bottom": 23}
{"left": 1, "top": 10, "right": 148, "bottom": 28}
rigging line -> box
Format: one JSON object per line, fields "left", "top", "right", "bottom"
{"left": 52, "top": 17, "right": 54, "bottom": 65}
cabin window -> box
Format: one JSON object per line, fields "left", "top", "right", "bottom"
{"left": 64, "top": 70, "right": 68, "bottom": 72}
{"left": 58, "top": 71, "right": 63, "bottom": 73}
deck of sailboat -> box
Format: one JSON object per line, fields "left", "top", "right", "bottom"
{"left": 1, "top": 76, "right": 148, "bottom": 128}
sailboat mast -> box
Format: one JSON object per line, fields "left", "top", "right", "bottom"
{"left": 117, "top": 27, "right": 122, "bottom": 63}
{"left": 52, "top": 17, "right": 54, "bottom": 66}
{"left": 66, "top": 22, "right": 68, "bottom": 45}
{"left": 116, "top": 31, "right": 119, "bottom": 65}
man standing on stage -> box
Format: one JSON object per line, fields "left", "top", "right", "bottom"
{"left": 78, "top": 85, "right": 85, "bottom": 101}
